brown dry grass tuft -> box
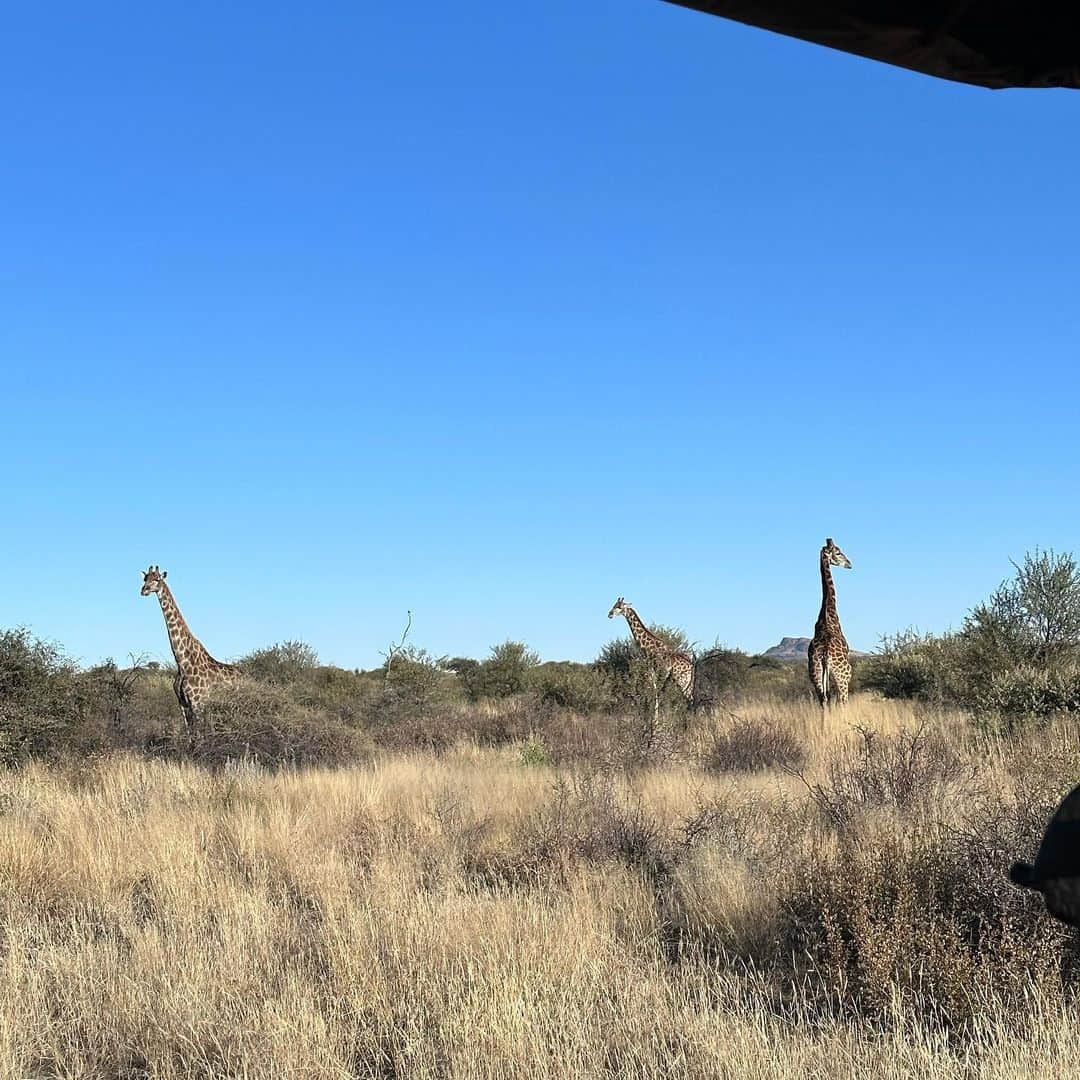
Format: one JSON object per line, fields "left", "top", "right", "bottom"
{"left": 0, "top": 695, "right": 1078, "bottom": 1077}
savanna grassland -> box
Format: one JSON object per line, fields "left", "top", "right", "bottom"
{"left": 0, "top": 693, "right": 1078, "bottom": 1080}
{"left": 3, "top": 550, "right": 1080, "bottom": 1077}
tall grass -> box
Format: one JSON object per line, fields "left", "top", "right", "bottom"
{"left": 0, "top": 696, "right": 1077, "bottom": 1077}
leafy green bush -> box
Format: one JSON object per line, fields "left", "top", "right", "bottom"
{"left": 865, "top": 551, "right": 1080, "bottom": 724}
{"left": 861, "top": 630, "right": 965, "bottom": 702}
{"left": 365, "top": 646, "right": 461, "bottom": 731}
{"left": 126, "top": 667, "right": 186, "bottom": 747}
{"left": 518, "top": 734, "right": 552, "bottom": 767}
{"left": 452, "top": 641, "right": 540, "bottom": 700}
{"left": 240, "top": 640, "right": 321, "bottom": 683}
{"left": 964, "top": 548, "right": 1080, "bottom": 666}
{"left": 0, "top": 628, "right": 79, "bottom": 709}
{"left": 693, "top": 647, "right": 796, "bottom": 704}
{"left": 969, "top": 664, "right": 1080, "bottom": 723}
{"left": 0, "top": 629, "right": 89, "bottom": 763}
{"left": 446, "top": 656, "right": 480, "bottom": 689}
{"left": 532, "top": 662, "right": 611, "bottom": 712}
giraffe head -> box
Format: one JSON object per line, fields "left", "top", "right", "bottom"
{"left": 822, "top": 538, "right": 852, "bottom": 570}
{"left": 140, "top": 565, "right": 168, "bottom": 596}
{"left": 608, "top": 597, "right": 629, "bottom": 619}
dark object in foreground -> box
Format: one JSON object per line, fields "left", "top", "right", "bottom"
{"left": 663, "top": 1, "right": 1080, "bottom": 90}
{"left": 1011, "top": 784, "right": 1080, "bottom": 926}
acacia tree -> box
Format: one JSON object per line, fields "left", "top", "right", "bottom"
{"left": 963, "top": 549, "right": 1080, "bottom": 664}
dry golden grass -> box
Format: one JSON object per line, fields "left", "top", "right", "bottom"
{"left": 0, "top": 694, "right": 1078, "bottom": 1078}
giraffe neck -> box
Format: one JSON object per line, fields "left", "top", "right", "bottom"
{"left": 818, "top": 552, "right": 842, "bottom": 633}
{"left": 621, "top": 606, "right": 666, "bottom": 656}
{"left": 155, "top": 582, "right": 214, "bottom": 672}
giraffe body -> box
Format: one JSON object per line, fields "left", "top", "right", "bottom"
{"left": 608, "top": 598, "right": 695, "bottom": 717}
{"left": 140, "top": 566, "right": 241, "bottom": 746}
{"left": 807, "top": 539, "right": 853, "bottom": 708}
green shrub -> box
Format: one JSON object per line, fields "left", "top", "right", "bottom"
{"left": 969, "top": 663, "right": 1080, "bottom": 723}
{"left": 0, "top": 628, "right": 78, "bottom": 708}
{"left": 532, "top": 662, "right": 611, "bottom": 712}
{"left": 453, "top": 641, "right": 540, "bottom": 700}
{"left": 240, "top": 640, "right": 320, "bottom": 683}
{"left": 0, "top": 629, "right": 89, "bottom": 763}
{"left": 964, "top": 548, "right": 1080, "bottom": 666}
{"left": 861, "top": 631, "right": 963, "bottom": 702}
{"left": 289, "top": 664, "right": 377, "bottom": 723}
{"left": 446, "top": 656, "right": 480, "bottom": 689}
{"left": 196, "top": 680, "right": 369, "bottom": 767}
{"left": 596, "top": 625, "right": 693, "bottom": 714}
{"left": 378, "top": 646, "right": 459, "bottom": 714}
{"left": 127, "top": 668, "right": 186, "bottom": 747}
{"left": 865, "top": 551, "right": 1080, "bottom": 724}
{"left": 694, "top": 647, "right": 793, "bottom": 705}
{"left": 518, "top": 734, "right": 552, "bottom": 767}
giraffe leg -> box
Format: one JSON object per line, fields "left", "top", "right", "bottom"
{"left": 807, "top": 643, "right": 827, "bottom": 709}
{"left": 181, "top": 700, "right": 198, "bottom": 752}
{"left": 185, "top": 708, "right": 199, "bottom": 753}
{"left": 172, "top": 673, "right": 191, "bottom": 749}
{"left": 174, "top": 675, "right": 200, "bottom": 752}
{"left": 832, "top": 658, "right": 852, "bottom": 705}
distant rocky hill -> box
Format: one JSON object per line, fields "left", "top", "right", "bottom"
{"left": 762, "top": 637, "right": 868, "bottom": 663}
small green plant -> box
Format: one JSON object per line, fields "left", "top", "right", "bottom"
{"left": 519, "top": 734, "right": 552, "bottom": 767}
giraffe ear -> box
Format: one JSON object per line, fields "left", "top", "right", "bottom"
{"left": 826, "top": 538, "right": 834, "bottom": 546}
{"left": 162, "top": 571, "right": 167, "bottom": 579}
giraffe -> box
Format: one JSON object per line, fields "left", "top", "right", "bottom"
{"left": 807, "top": 538, "right": 853, "bottom": 709}
{"left": 607, "top": 597, "right": 695, "bottom": 721}
{"left": 140, "top": 565, "right": 241, "bottom": 748}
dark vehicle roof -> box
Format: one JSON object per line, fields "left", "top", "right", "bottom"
{"left": 663, "top": 2, "right": 1080, "bottom": 89}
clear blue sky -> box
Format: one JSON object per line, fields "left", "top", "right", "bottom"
{"left": 4, "top": 2, "right": 1078, "bottom": 669}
